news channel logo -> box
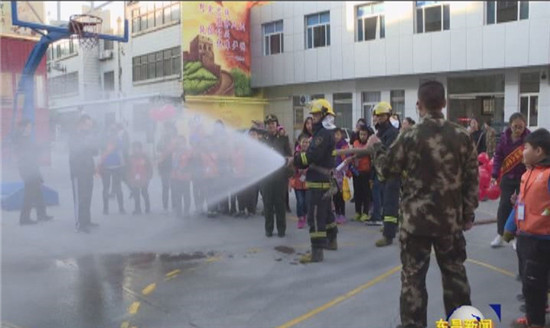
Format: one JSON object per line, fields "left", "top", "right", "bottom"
{"left": 435, "top": 304, "right": 501, "bottom": 328}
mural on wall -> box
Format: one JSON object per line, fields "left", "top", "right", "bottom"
{"left": 182, "top": 1, "right": 264, "bottom": 97}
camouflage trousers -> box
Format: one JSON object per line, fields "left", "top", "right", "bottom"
{"left": 399, "top": 230, "right": 472, "bottom": 328}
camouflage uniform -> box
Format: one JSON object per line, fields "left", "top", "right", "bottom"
{"left": 372, "top": 111, "right": 479, "bottom": 328}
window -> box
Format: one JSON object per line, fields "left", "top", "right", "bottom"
{"left": 305, "top": 12, "right": 330, "bottom": 49}
{"left": 52, "top": 39, "right": 77, "bottom": 60}
{"left": 362, "top": 91, "right": 381, "bottom": 125}
{"left": 263, "top": 20, "right": 284, "bottom": 55}
{"left": 132, "top": 1, "right": 181, "bottom": 34}
{"left": 103, "top": 40, "right": 114, "bottom": 51}
{"left": 132, "top": 46, "right": 181, "bottom": 82}
{"left": 390, "top": 90, "right": 405, "bottom": 120}
{"left": 103, "top": 71, "right": 115, "bottom": 92}
{"left": 415, "top": 1, "right": 450, "bottom": 33}
{"left": 519, "top": 72, "right": 539, "bottom": 127}
{"left": 357, "top": 2, "right": 385, "bottom": 42}
{"left": 333, "top": 93, "right": 353, "bottom": 129}
{"left": 48, "top": 72, "right": 79, "bottom": 97}
{"left": 487, "top": 1, "right": 529, "bottom": 24}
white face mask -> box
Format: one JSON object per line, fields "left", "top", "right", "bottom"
{"left": 390, "top": 118, "right": 400, "bottom": 129}
{"left": 322, "top": 115, "right": 336, "bottom": 130}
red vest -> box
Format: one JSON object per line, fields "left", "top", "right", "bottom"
{"left": 353, "top": 140, "right": 371, "bottom": 172}
{"left": 516, "top": 166, "right": 550, "bottom": 236}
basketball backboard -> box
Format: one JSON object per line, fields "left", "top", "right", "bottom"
{"left": 9, "top": 1, "right": 127, "bottom": 41}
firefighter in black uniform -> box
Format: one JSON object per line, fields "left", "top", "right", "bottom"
{"left": 261, "top": 114, "right": 292, "bottom": 237}
{"left": 294, "top": 99, "right": 337, "bottom": 263}
{"left": 372, "top": 102, "right": 401, "bottom": 247}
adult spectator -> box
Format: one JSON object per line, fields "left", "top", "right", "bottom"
{"left": 469, "top": 118, "right": 486, "bottom": 155}
{"left": 490, "top": 113, "right": 530, "bottom": 248}
{"left": 15, "top": 119, "right": 53, "bottom": 225}
{"left": 69, "top": 114, "right": 99, "bottom": 233}
{"left": 484, "top": 119, "right": 497, "bottom": 158}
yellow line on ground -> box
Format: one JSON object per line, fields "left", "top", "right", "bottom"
{"left": 206, "top": 256, "right": 222, "bottom": 263}
{"left": 165, "top": 269, "right": 181, "bottom": 278}
{"left": 120, "top": 322, "right": 130, "bottom": 328}
{"left": 275, "top": 265, "right": 402, "bottom": 328}
{"left": 141, "top": 283, "right": 156, "bottom": 296}
{"left": 128, "top": 301, "right": 141, "bottom": 315}
{"left": 466, "top": 258, "right": 516, "bottom": 278}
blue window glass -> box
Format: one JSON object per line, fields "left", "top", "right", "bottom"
{"left": 380, "top": 15, "right": 385, "bottom": 38}
{"left": 487, "top": 1, "right": 495, "bottom": 24}
{"left": 307, "top": 14, "right": 318, "bottom": 26}
{"left": 320, "top": 12, "right": 330, "bottom": 24}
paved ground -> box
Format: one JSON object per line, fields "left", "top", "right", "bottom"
{"left": 1, "top": 141, "right": 548, "bottom": 328}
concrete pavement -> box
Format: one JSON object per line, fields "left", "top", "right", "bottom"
{"left": 1, "top": 141, "right": 547, "bottom": 328}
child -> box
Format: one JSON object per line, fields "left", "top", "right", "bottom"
{"left": 171, "top": 135, "right": 193, "bottom": 219}
{"left": 503, "top": 128, "right": 550, "bottom": 328}
{"left": 127, "top": 141, "right": 152, "bottom": 215}
{"left": 333, "top": 128, "right": 351, "bottom": 224}
{"left": 292, "top": 134, "right": 310, "bottom": 229}
{"left": 351, "top": 126, "right": 372, "bottom": 222}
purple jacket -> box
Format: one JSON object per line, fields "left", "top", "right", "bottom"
{"left": 492, "top": 127, "right": 530, "bottom": 180}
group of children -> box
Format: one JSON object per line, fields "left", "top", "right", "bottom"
{"left": 98, "top": 120, "right": 263, "bottom": 218}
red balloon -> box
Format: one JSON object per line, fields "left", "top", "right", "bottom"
{"left": 479, "top": 188, "right": 487, "bottom": 201}
{"left": 486, "top": 184, "right": 501, "bottom": 200}
{"left": 479, "top": 168, "right": 490, "bottom": 189}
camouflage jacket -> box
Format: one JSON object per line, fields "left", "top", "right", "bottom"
{"left": 372, "top": 111, "right": 479, "bottom": 236}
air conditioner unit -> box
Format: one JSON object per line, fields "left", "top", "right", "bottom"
{"left": 99, "top": 49, "right": 113, "bottom": 60}
{"left": 299, "top": 95, "right": 311, "bottom": 105}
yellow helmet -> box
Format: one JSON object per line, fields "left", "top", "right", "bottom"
{"left": 308, "top": 98, "right": 335, "bottom": 116}
{"left": 373, "top": 101, "right": 392, "bottom": 116}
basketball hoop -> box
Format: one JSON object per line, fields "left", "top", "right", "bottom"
{"left": 69, "top": 14, "right": 103, "bottom": 50}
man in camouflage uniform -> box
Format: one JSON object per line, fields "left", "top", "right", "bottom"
{"left": 342, "top": 81, "right": 478, "bottom": 327}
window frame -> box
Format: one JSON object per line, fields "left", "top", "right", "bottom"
{"left": 356, "top": 2, "right": 385, "bottom": 42}
{"left": 390, "top": 89, "right": 406, "bottom": 120}
{"left": 305, "top": 11, "right": 331, "bottom": 49}
{"left": 263, "top": 20, "right": 284, "bottom": 56}
{"left": 132, "top": 46, "right": 181, "bottom": 83}
{"left": 131, "top": 2, "right": 181, "bottom": 35}
{"left": 486, "top": 1, "right": 529, "bottom": 25}
{"left": 415, "top": 1, "right": 450, "bottom": 34}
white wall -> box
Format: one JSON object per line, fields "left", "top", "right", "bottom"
{"left": 251, "top": 1, "right": 550, "bottom": 88}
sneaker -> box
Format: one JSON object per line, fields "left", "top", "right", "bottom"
{"left": 511, "top": 316, "right": 528, "bottom": 328}
{"left": 511, "top": 239, "right": 517, "bottom": 251}
{"left": 76, "top": 226, "right": 91, "bottom": 234}
{"left": 38, "top": 215, "right": 54, "bottom": 222}
{"left": 375, "top": 237, "right": 393, "bottom": 247}
{"left": 490, "top": 235, "right": 504, "bottom": 248}
{"left": 353, "top": 213, "right": 362, "bottom": 221}
{"left": 297, "top": 216, "right": 306, "bottom": 229}
{"left": 265, "top": 231, "right": 273, "bottom": 237}
{"left": 87, "top": 222, "right": 100, "bottom": 228}
{"left": 359, "top": 213, "right": 369, "bottom": 222}
{"left": 336, "top": 215, "right": 346, "bottom": 224}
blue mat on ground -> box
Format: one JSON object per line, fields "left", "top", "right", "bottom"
{"left": 1, "top": 182, "right": 59, "bottom": 211}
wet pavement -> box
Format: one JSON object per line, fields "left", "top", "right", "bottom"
{"left": 2, "top": 142, "right": 548, "bottom": 328}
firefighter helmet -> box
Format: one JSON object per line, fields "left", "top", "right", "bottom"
{"left": 308, "top": 98, "right": 335, "bottom": 116}
{"left": 373, "top": 101, "right": 392, "bottom": 116}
